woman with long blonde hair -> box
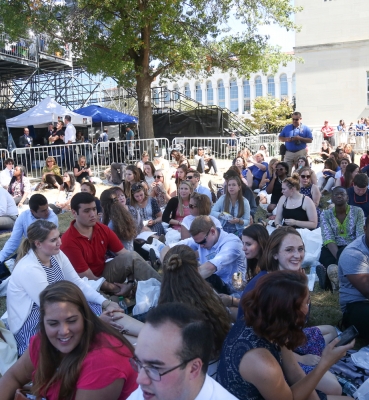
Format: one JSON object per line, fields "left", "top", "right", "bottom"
{"left": 162, "top": 180, "right": 193, "bottom": 231}
{"left": 211, "top": 175, "right": 250, "bottom": 236}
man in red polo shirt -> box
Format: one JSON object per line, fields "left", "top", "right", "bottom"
{"left": 61, "top": 192, "right": 161, "bottom": 296}
{"left": 321, "top": 120, "right": 335, "bottom": 147}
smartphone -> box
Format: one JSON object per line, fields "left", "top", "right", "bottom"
{"left": 334, "top": 325, "right": 358, "bottom": 347}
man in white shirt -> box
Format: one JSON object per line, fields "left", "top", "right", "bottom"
{"left": 0, "top": 158, "right": 14, "bottom": 189}
{"left": 64, "top": 115, "right": 76, "bottom": 169}
{"left": 128, "top": 303, "right": 237, "bottom": 400}
{"left": 0, "top": 187, "right": 18, "bottom": 230}
{"left": 186, "top": 169, "right": 212, "bottom": 203}
{"left": 64, "top": 115, "right": 76, "bottom": 144}
{"left": 0, "top": 193, "right": 58, "bottom": 263}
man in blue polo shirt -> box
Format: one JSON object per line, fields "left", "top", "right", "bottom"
{"left": 279, "top": 111, "right": 313, "bottom": 174}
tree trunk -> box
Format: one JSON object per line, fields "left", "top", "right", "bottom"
{"left": 136, "top": 74, "right": 154, "bottom": 139}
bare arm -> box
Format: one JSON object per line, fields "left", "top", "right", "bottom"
{"left": 274, "top": 196, "right": 285, "bottom": 227}
{"left": 181, "top": 225, "right": 191, "bottom": 240}
{"left": 78, "top": 268, "right": 119, "bottom": 293}
{"left": 310, "top": 184, "right": 321, "bottom": 207}
{"left": 75, "top": 379, "right": 125, "bottom": 400}
{"left": 326, "top": 243, "right": 339, "bottom": 259}
{"left": 347, "top": 274, "right": 369, "bottom": 299}
{"left": 198, "top": 261, "right": 216, "bottom": 279}
{"left": 311, "top": 171, "right": 318, "bottom": 185}
{"left": 266, "top": 174, "right": 277, "bottom": 194}
{"left": 0, "top": 349, "right": 34, "bottom": 400}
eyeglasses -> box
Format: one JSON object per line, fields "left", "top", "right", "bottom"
{"left": 195, "top": 228, "right": 211, "bottom": 245}
{"left": 131, "top": 183, "right": 144, "bottom": 192}
{"left": 198, "top": 148, "right": 203, "bottom": 151}
{"left": 189, "top": 203, "right": 197, "bottom": 209}
{"left": 129, "top": 356, "right": 195, "bottom": 382}
{"left": 292, "top": 118, "right": 300, "bottom": 121}
{"left": 186, "top": 176, "right": 194, "bottom": 180}
{"left": 300, "top": 175, "right": 311, "bottom": 179}
{"left": 154, "top": 175, "right": 163, "bottom": 179}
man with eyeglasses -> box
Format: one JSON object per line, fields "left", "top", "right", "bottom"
{"left": 186, "top": 169, "right": 212, "bottom": 202}
{"left": 167, "top": 216, "right": 245, "bottom": 294}
{"left": 128, "top": 303, "right": 237, "bottom": 400}
{"left": 279, "top": 111, "right": 313, "bottom": 174}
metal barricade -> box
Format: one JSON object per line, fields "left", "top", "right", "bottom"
{"left": 171, "top": 135, "right": 279, "bottom": 165}
{"left": 11, "top": 143, "right": 95, "bottom": 179}
{"left": 95, "top": 138, "right": 170, "bottom": 176}
{"left": 0, "top": 148, "right": 10, "bottom": 171}
{"left": 311, "top": 128, "right": 366, "bottom": 154}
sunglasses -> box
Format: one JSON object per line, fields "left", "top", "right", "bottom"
{"left": 154, "top": 175, "right": 163, "bottom": 179}
{"left": 186, "top": 176, "right": 194, "bottom": 180}
{"left": 131, "top": 183, "right": 144, "bottom": 192}
{"left": 195, "top": 228, "right": 211, "bottom": 245}
{"left": 300, "top": 175, "right": 311, "bottom": 179}
{"left": 276, "top": 168, "right": 285, "bottom": 171}
{"left": 189, "top": 204, "right": 197, "bottom": 209}
{"left": 292, "top": 118, "right": 300, "bottom": 121}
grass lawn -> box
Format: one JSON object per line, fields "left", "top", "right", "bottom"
{"left": 1, "top": 199, "right": 368, "bottom": 348}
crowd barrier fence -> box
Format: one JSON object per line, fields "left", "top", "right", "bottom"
{"left": 171, "top": 135, "right": 280, "bottom": 165}
{"left": 8, "top": 139, "right": 170, "bottom": 180}
{"left": 94, "top": 138, "right": 170, "bottom": 176}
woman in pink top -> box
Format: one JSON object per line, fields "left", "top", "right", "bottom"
{"left": 0, "top": 281, "right": 137, "bottom": 400}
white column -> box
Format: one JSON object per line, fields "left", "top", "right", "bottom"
{"left": 189, "top": 81, "right": 196, "bottom": 101}
{"left": 201, "top": 82, "right": 207, "bottom": 105}
{"left": 238, "top": 78, "right": 243, "bottom": 115}
{"left": 275, "top": 80, "right": 281, "bottom": 100}
{"left": 287, "top": 77, "right": 293, "bottom": 103}
{"left": 224, "top": 77, "right": 230, "bottom": 109}
{"left": 261, "top": 76, "right": 268, "bottom": 98}
{"left": 249, "top": 79, "right": 255, "bottom": 113}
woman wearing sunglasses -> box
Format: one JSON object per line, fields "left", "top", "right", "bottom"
{"left": 130, "top": 183, "right": 165, "bottom": 235}
{"left": 181, "top": 193, "right": 222, "bottom": 239}
{"left": 299, "top": 167, "right": 322, "bottom": 227}
{"left": 294, "top": 156, "right": 317, "bottom": 184}
{"left": 274, "top": 174, "right": 318, "bottom": 230}
{"left": 149, "top": 169, "right": 176, "bottom": 208}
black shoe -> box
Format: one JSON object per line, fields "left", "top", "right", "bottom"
{"left": 149, "top": 248, "right": 160, "bottom": 271}
{"left": 316, "top": 264, "right": 328, "bottom": 290}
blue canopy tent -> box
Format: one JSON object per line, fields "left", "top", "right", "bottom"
{"left": 73, "top": 105, "right": 138, "bottom": 124}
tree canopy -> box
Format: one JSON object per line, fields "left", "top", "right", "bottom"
{"left": 244, "top": 96, "right": 294, "bottom": 133}
{"left": 0, "top": 0, "right": 300, "bottom": 138}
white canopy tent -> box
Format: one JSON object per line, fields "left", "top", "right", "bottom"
{"left": 6, "top": 97, "right": 92, "bottom": 128}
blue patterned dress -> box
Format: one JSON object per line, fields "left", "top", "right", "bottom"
{"left": 217, "top": 320, "right": 327, "bottom": 400}
{"left": 14, "top": 256, "right": 101, "bottom": 356}
{"left": 300, "top": 184, "right": 321, "bottom": 227}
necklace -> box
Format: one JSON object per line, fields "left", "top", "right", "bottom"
{"left": 278, "top": 176, "right": 285, "bottom": 184}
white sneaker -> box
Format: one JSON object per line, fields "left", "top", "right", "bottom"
{"left": 327, "top": 264, "right": 339, "bottom": 291}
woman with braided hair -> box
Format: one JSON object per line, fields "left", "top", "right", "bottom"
{"left": 158, "top": 245, "right": 231, "bottom": 365}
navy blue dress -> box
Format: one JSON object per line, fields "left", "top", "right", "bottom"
{"left": 217, "top": 320, "right": 327, "bottom": 400}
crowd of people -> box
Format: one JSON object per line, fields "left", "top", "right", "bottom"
{"left": 0, "top": 113, "right": 369, "bottom": 399}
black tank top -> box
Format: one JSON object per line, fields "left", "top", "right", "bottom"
{"left": 282, "top": 195, "right": 309, "bottom": 228}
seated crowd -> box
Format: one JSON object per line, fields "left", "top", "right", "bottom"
{"left": 1, "top": 142, "right": 369, "bottom": 400}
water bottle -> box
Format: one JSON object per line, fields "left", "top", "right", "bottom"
{"left": 118, "top": 296, "right": 128, "bottom": 313}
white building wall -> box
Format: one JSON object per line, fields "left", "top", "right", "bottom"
{"left": 153, "top": 62, "right": 295, "bottom": 117}
{"left": 295, "top": 0, "right": 369, "bottom": 126}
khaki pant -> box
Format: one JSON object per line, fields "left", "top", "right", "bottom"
{"left": 102, "top": 251, "right": 161, "bottom": 283}
{"left": 284, "top": 148, "right": 307, "bottom": 175}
